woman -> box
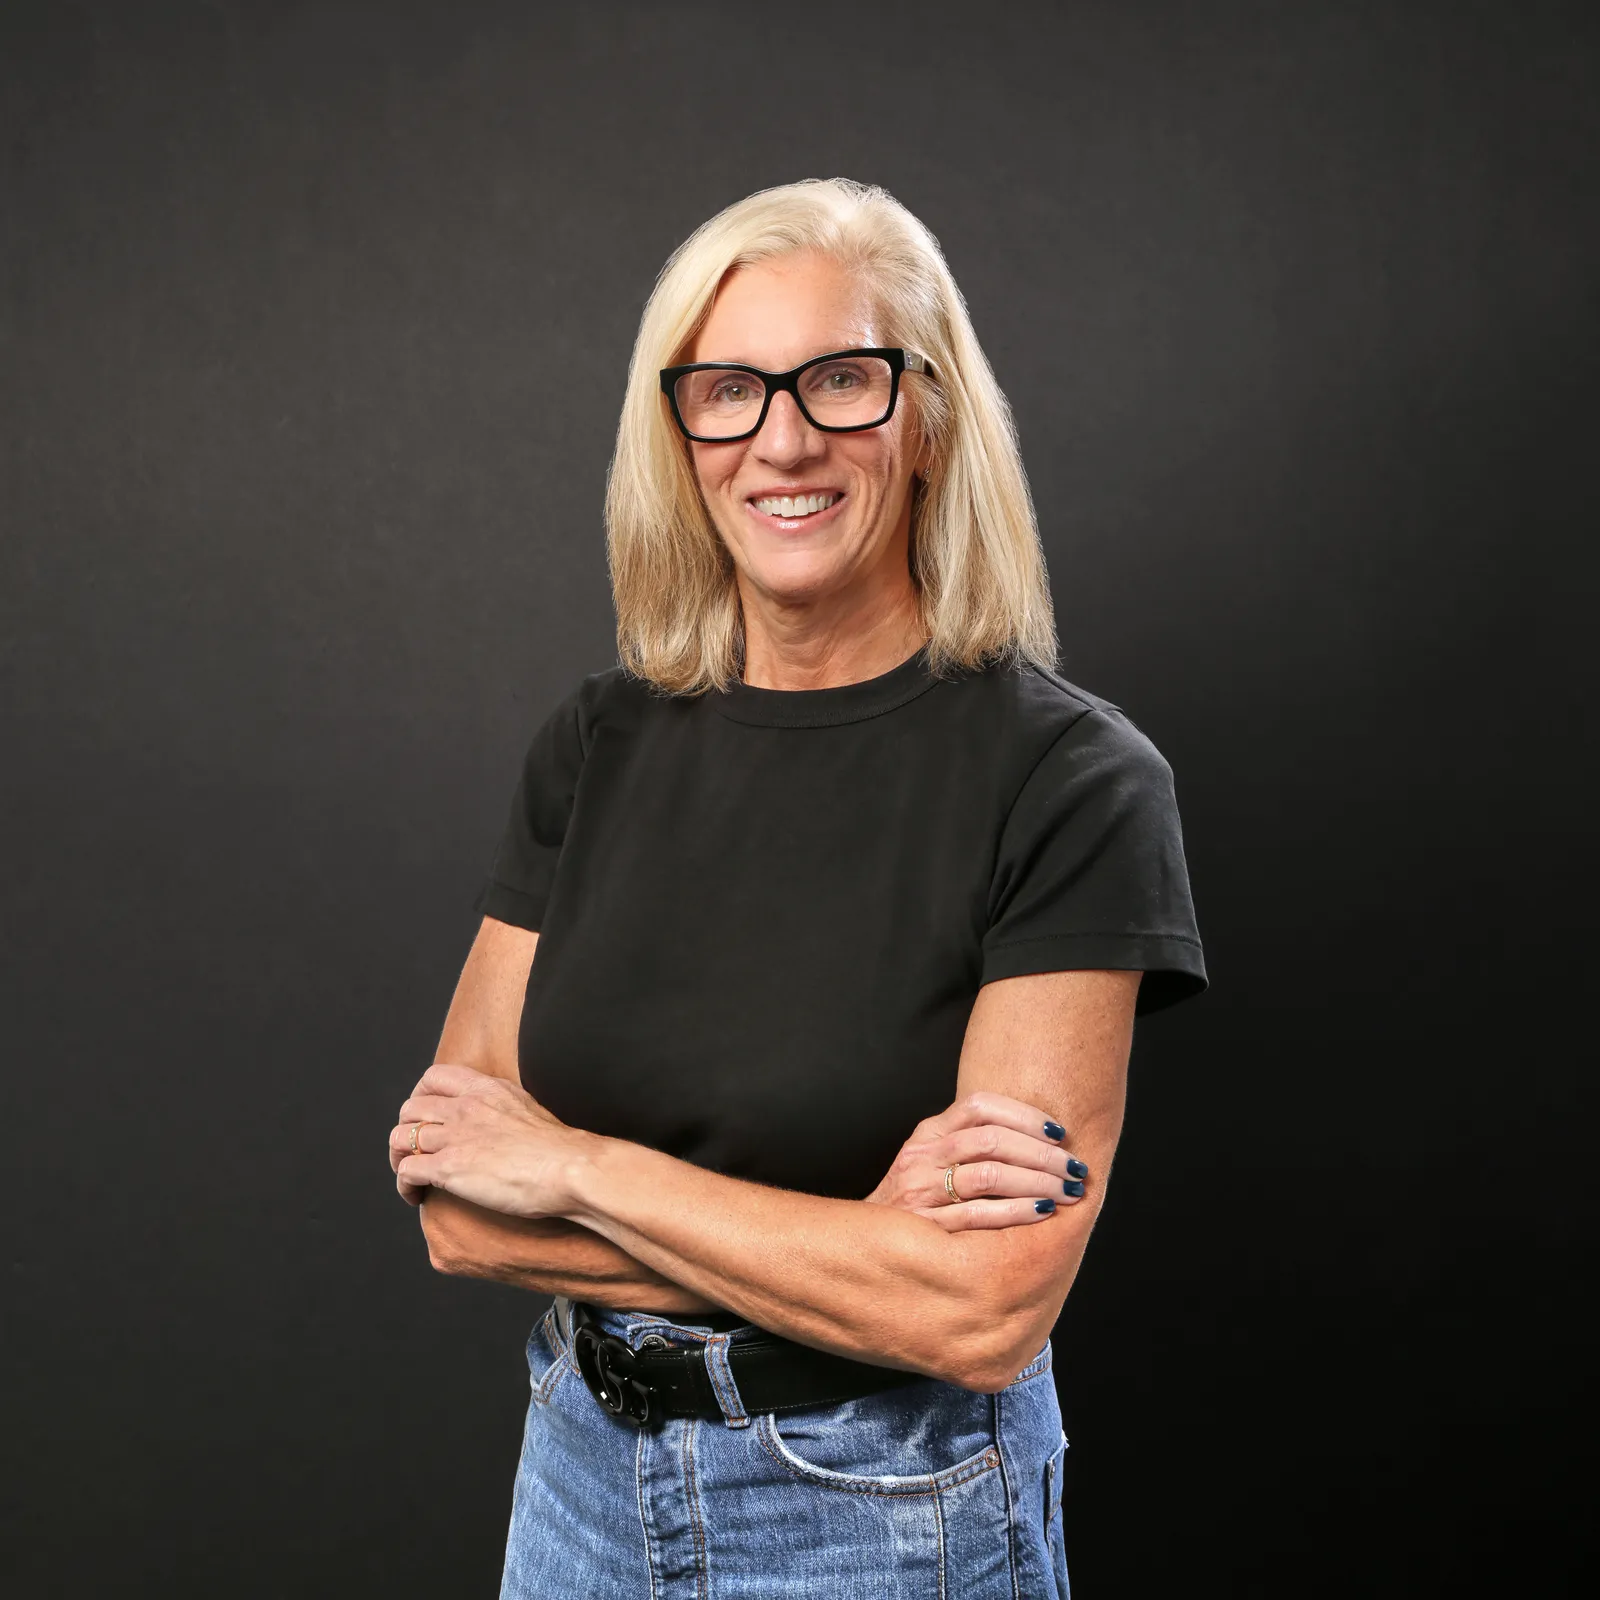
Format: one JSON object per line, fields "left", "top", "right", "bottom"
{"left": 388, "top": 177, "right": 1206, "bottom": 1597}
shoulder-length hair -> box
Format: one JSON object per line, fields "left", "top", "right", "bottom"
{"left": 604, "top": 177, "right": 1058, "bottom": 694}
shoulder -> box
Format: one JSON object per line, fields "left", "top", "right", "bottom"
{"left": 948, "top": 658, "right": 1174, "bottom": 798}
{"left": 539, "top": 664, "right": 682, "bottom": 754}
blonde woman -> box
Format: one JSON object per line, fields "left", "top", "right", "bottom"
{"left": 388, "top": 178, "right": 1206, "bottom": 1597}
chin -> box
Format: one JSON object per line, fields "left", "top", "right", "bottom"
{"left": 745, "top": 551, "right": 848, "bottom": 602}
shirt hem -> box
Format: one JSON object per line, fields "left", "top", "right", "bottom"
{"left": 474, "top": 878, "right": 548, "bottom": 932}
{"left": 980, "top": 931, "right": 1209, "bottom": 1015}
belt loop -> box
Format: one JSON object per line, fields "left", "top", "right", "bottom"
{"left": 702, "top": 1333, "right": 750, "bottom": 1429}
{"left": 554, "top": 1295, "right": 574, "bottom": 1350}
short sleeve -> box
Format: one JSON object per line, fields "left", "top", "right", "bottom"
{"left": 471, "top": 681, "right": 589, "bottom": 932}
{"left": 981, "top": 707, "right": 1208, "bottom": 1016}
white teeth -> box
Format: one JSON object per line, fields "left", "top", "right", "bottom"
{"left": 752, "top": 492, "right": 839, "bottom": 518}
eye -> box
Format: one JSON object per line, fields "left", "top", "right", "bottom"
{"left": 710, "top": 379, "right": 753, "bottom": 404}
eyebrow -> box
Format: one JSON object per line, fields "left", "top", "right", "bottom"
{"left": 686, "top": 346, "right": 878, "bottom": 369}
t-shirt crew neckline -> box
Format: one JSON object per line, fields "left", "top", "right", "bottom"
{"left": 711, "top": 642, "right": 942, "bottom": 729}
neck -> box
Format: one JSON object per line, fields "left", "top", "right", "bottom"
{"left": 738, "top": 577, "right": 926, "bottom": 691}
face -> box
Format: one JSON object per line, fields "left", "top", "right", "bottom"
{"left": 684, "top": 251, "right": 924, "bottom": 614}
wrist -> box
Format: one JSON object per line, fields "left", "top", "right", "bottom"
{"left": 559, "top": 1129, "right": 617, "bottom": 1227}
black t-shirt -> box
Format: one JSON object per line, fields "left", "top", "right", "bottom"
{"left": 473, "top": 645, "right": 1207, "bottom": 1201}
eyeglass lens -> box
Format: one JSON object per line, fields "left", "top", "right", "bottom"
{"left": 673, "top": 355, "right": 895, "bottom": 439}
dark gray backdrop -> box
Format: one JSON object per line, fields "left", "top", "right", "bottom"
{"left": 3, "top": 2, "right": 1593, "bottom": 1595}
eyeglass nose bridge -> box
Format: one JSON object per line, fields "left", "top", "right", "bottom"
{"left": 749, "top": 377, "right": 817, "bottom": 442}
{"left": 702, "top": 360, "right": 848, "bottom": 444}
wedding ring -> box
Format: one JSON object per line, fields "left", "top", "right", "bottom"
{"left": 943, "top": 1163, "right": 960, "bottom": 1202}
{"left": 410, "top": 1121, "right": 426, "bottom": 1154}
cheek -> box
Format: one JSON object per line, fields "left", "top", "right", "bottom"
{"left": 845, "top": 443, "right": 906, "bottom": 510}
{"left": 689, "top": 444, "right": 743, "bottom": 502}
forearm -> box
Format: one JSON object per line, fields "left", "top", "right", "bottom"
{"left": 563, "top": 1136, "right": 1091, "bottom": 1388}
{"left": 419, "top": 1191, "right": 719, "bottom": 1313}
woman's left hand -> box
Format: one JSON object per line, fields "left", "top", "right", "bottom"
{"left": 389, "top": 1063, "right": 591, "bottom": 1219}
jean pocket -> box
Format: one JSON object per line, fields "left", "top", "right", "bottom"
{"left": 753, "top": 1377, "right": 1001, "bottom": 1496}
{"left": 527, "top": 1304, "right": 572, "bottom": 1405}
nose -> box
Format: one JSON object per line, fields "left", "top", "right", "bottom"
{"left": 751, "top": 389, "right": 824, "bottom": 468}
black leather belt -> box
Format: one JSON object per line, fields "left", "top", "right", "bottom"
{"left": 565, "top": 1300, "right": 925, "bottom": 1429}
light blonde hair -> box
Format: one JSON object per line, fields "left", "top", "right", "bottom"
{"left": 604, "top": 177, "right": 1058, "bottom": 694}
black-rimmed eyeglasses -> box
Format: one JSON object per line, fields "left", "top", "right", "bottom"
{"left": 658, "top": 347, "right": 935, "bottom": 443}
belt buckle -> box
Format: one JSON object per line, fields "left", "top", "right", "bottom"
{"left": 571, "top": 1314, "right": 658, "bottom": 1428}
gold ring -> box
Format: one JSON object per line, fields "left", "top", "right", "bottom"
{"left": 943, "top": 1163, "right": 960, "bottom": 1202}
{"left": 410, "top": 1121, "right": 426, "bottom": 1155}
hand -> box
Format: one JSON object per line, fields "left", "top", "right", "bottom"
{"left": 388, "top": 1062, "right": 592, "bottom": 1219}
{"left": 388, "top": 1063, "right": 465, "bottom": 1207}
{"left": 864, "top": 1090, "right": 1091, "bottom": 1232}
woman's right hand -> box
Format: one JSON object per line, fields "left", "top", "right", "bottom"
{"left": 864, "top": 1090, "right": 1090, "bottom": 1231}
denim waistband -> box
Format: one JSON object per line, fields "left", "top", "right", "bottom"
{"left": 555, "top": 1295, "right": 763, "bottom": 1349}
{"left": 633, "top": 1305, "right": 753, "bottom": 1333}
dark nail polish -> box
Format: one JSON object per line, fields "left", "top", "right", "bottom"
{"left": 1043, "top": 1120, "right": 1066, "bottom": 1142}
{"left": 1034, "top": 1197, "right": 1057, "bottom": 1214}
{"left": 1066, "top": 1158, "right": 1088, "bottom": 1180}
{"left": 1062, "top": 1178, "right": 1085, "bottom": 1197}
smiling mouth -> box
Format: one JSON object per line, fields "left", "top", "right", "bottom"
{"left": 746, "top": 491, "right": 844, "bottom": 522}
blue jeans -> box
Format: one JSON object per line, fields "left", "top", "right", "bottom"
{"left": 499, "top": 1300, "right": 1071, "bottom": 1598}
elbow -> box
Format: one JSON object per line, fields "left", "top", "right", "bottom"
{"left": 419, "top": 1198, "right": 471, "bottom": 1277}
{"left": 942, "top": 1333, "right": 1043, "bottom": 1395}
{"left": 936, "top": 1282, "right": 1065, "bottom": 1394}
{"left": 427, "top": 1241, "right": 464, "bottom": 1276}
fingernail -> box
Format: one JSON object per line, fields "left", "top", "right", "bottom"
{"left": 1034, "top": 1197, "right": 1057, "bottom": 1214}
{"left": 1043, "top": 1120, "right": 1066, "bottom": 1141}
{"left": 1062, "top": 1178, "right": 1085, "bottom": 1198}
{"left": 1066, "top": 1158, "right": 1088, "bottom": 1180}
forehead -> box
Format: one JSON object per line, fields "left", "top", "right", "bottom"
{"left": 690, "top": 252, "right": 880, "bottom": 368}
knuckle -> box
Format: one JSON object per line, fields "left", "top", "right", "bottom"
{"left": 958, "top": 1092, "right": 986, "bottom": 1117}
{"left": 974, "top": 1161, "right": 1000, "bottom": 1193}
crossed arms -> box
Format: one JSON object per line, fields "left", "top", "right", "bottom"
{"left": 407, "top": 916, "right": 1138, "bottom": 1392}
